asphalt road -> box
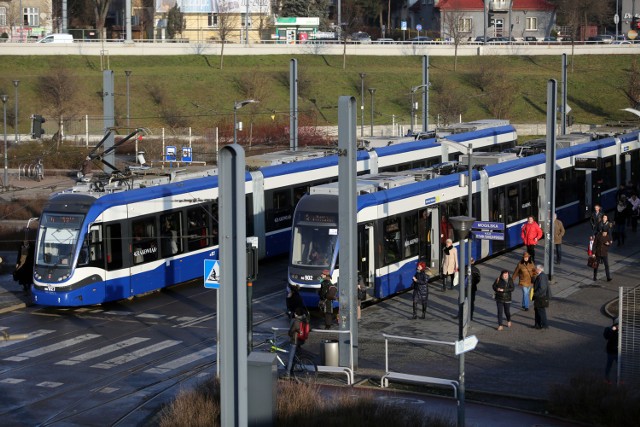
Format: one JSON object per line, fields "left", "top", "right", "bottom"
{"left": 0, "top": 220, "right": 637, "bottom": 426}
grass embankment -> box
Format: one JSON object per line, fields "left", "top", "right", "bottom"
{"left": 0, "top": 54, "right": 637, "bottom": 138}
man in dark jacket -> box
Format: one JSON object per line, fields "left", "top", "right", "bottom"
{"left": 532, "top": 264, "right": 551, "bottom": 329}
{"left": 411, "top": 262, "right": 430, "bottom": 319}
{"left": 470, "top": 258, "right": 481, "bottom": 321}
{"left": 593, "top": 230, "right": 612, "bottom": 281}
{"left": 590, "top": 204, "right": 604, "bottom": 234}
{"left": 603, "top": 319, "right": 619, "bottom": 383}
{"left": 318, "top": 270, "right": 335, "bottom": 329}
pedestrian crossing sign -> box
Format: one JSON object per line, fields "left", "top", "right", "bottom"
{"left": 204, "top": 259, "right": 220, "bottom": 289}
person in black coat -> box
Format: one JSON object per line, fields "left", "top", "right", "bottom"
{"left": 13, "top": 241, "right": 34, "bottom": 295}
{"left": 603, "top": 319, "right": 619, "bottom": 383}
{"left": 593, "top": 230, "right": 612, "bottom": 281}
{"left": 469, "top": 258, "right": 481, "bottom": 321}
{"left": 411, "top": 262, "right": 430, "bottom": 319}
{"left": 532, "top": 265, "right": 551, "bottom": 329}
{"left": 492, "top": 270, "right": 514, "bottom": 331}
{"left": 286, "top": 284, "right": 305, "bottom": 319}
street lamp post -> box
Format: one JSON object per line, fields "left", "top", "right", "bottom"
{"left": 438, "top": 137, "right": 475, "bottom": 427}
{"left": 368, "top": 88, "right": 376, "bottom": 136}
{"left": 13, "top": 80, "right": 19, "bottom": 145}
{"left": 233, "top": 99, "right": 259, "bottom": 144}
{"left": 1, "top": 94, "right": 8, "bottom": 187}
{"left": 410, "top": 84, "right": 429, "bottom": 135}
{"left": 359, "top": 73, "right": 366, "bottom": 138}
{"left": 125, "top": 71, "right": 133, "bottom": 162}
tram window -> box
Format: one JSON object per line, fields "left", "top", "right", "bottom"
{"left": 600, "top": 156, "right": 617, "bottom": 192}
{"left": 556, "top": 169, "right": 578, "bottom": 206}
{"left": 403, "top": 215, "right": 419, "bottom": 258}
{"left": 521, "top": 182, "right": 533, "bottom": 219}
{"left": 187, "top": 207, "right": 209, "bottom": 251}
{"left": 245, "top": 196, "right": 254, "bottom": 237}
{"left": 81, "top": 225, "right": 104, "bottom": 268}
{"left": 293, "top": 186, "right": 307, "bottom": 205}
{"left": 161, "top": 212, "right": 182, "bottom": 257}
{"left": 210, "top": 203, "right": 219, "bottom": 246}
{"left": 506, "top": 185, "right": 519, "bottom": 223}
{"left": 105, "top": 223, "right": 123, "bottom": 270}
{"left": 383, "top": 218, "right": 401, "bottom": 264}
{"left": 132, "top": 218, "right": 158, "bottom": 265}
{"left": 266, "top": 190, "right": 293, "bottom": 232}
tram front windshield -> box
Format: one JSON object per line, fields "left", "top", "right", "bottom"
{"left": 36, "top": 213, "right": 84, "bottom": 268}
{"left": 291, "top": 222, "right": 338, "bottom": 269}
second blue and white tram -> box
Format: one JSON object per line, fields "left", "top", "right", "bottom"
{"left": 288, "top": 131, "right": 640, "bottom": 306}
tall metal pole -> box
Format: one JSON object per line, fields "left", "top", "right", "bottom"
{"left": 2, "top": 94, "right": 8, "bottom": 187}
{"left": 13, "top": 80, "right": 19, "bottom": 144}
{"left": 359, "top": 73, "right": 366, "bottom": 137}
{"left": 290, "top": 59, "right": 298, "bottom": 151}
{"left": 410, "top": 90, "right": 415, "bottom": 134}
{"left": 125, "top": 71, "right": 131, "bottom": 129}
{"left": 369, "top": 88, "right": 376, "bottom": 136}
{"left": 422, "top": 55, "right": 429, "bottom": 133}
{"left": 467, "top": 144, "right": 473, "bottom": 307}
{"left": 560, "top": 54, "right": 567, "bottom": 135}
{"left": 233, "top": 104, "right": 238, "bottom": 144}
{"left": 545, "top": 79, "right": 558, "bottom": 280}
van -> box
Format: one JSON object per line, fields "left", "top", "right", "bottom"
{"left": 37, "top": 34, "right": 74, "bottom": 44}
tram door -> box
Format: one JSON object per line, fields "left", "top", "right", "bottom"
{"left": 357, "top": 223, "right": 375, "bottom": 291}
{"left": 418, "top": 207, "right": 440, "bottom": 271}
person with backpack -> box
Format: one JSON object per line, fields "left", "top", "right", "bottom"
{"left": 286, "top": 306, "right": 309, "bottom": 377}
{"left": 318, "top": 269, "right": 337, "bottom": 329}
{"left": 411, "top": 262, "right": 430, "bottom": 319}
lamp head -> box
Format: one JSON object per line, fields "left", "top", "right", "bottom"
{"left": 0, "top": 94, "right": 8, "bottom": 104}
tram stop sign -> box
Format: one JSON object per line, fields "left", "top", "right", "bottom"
{"left": 455, "top": 335, "right": 479, "bottom": 355}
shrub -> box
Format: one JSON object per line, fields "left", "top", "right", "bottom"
{"left": 159, "top": 376, "right": 455, "bottom": 427}
{"left": 548, "top": 373, "right": 640, "bottom": 427}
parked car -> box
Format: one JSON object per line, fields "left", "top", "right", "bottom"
{"left": 348, "top": 32, "right": 371, "bottom": 43}
{"left": 487, "top": 37, "right": 510, "bottom": 44}
{"left": 410, "top": 36, "right": 433, "bottom": 44}
{"left": 588, "top": 34, "right": 615, "bottom": 44}
{"left": 37, "top": 34, "right": 74, "bottom": 44}
{"left": 374, "top": 38, "right": 395, "bottom": 44}
{"left": 523, "top": 36, "right": 538, "bottom": 42}
{"left": 542, "top": 36, "right": 558, "bottom": 43}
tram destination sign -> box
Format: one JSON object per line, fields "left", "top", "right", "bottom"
{"left": 472, "top": 221, "right": 505, "bottom": 231}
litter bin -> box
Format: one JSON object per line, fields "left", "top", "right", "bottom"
{"left": 321, "top": 339, "right": 339, "bottom": 366}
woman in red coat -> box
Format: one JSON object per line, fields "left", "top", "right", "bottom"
{"left": 521, "top": 216, "right": 543, "bottom": 263}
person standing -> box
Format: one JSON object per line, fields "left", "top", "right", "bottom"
{"left": 532, "top": 264, "right": 551, "bottom": 329}
{"left": 629, "top": 193, "right": 640, "bottom": 232}
{"left": 286, "top": 307, "right": 308, "bottom": 377}
{"left": 553, "top": 213, "right": 565, "bottom": 264}
{"left": 286, "top": 284, "right": 305, "bottom": 319}
{"left": 603, "top": 319, "right": 619, "bottom": 383}
{"left": 590, "top": 204, "right": 604, "bottom": 235}
{"left": 599, "top": 214, "right": 613, "bottom": 234}
{"left": 13, "top": 240, "right": 34, "bottom": 295}
{"left": 614, "top": 196, "right": 630, "bottom": 246}
{"left": 593, "top": 230, "right": 613, "bottom": 282}
{"left": 469, "top": 258, "right": 481, "bottom": 321}
{"left": 512, "top": 251, "right": 537, "bottom": 312}
{"left": 492, "top": 270, "right": 514, "bottom": 331}
{"left": 318, "top": 270, "right": 336, "bottom": 329}
{"left": 411, "top": 262, "right": 430, "bottom": 319}
{"left": 440, "top": 215, "right": 452, "bottom": 245}
{"left": 521, "top": 216, "right": 543, "bottom": 263}
{"left": 441, "top": 239, "right": 458, "bottom": 292}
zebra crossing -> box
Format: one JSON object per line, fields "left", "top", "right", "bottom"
{"left": 0, "top": 326, "right": 218, "bottom": 389}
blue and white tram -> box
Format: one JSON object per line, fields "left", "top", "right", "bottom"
{"left": 30, "top": 121, "right": 517, "bottom": 306}
{"left": 287, "top": 131, "right": 640, "bottom": 306}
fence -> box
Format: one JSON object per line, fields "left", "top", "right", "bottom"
{"left": 619, "top": 287, "right": 640, "bottom": 386}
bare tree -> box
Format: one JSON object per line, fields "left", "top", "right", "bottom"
{"left": 442, "top": 10, "right": 470, "bottom": 72}
{"left": 432, "top": 80, "right": 468, "bottom": 126}
{"left": 553, "top": 0, "right": 613, "bottom": 39}
{"left": 36, "top": 63, "right": 79, "bottom": 148}
{"left": 339, "top": 0, "right": 364, "bottom": 70}
{"left": 625, "top": 58, "right": 640, "bottom": 109}
{"left": 216, "top": 0, "right": 236, "bottom": 69}
{"left": 92, "top": 0, "right": 113, "bottom": 39}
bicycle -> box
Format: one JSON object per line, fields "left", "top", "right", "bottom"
{"left": 265, "top": 338, "right": 318, "bottom": 382}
